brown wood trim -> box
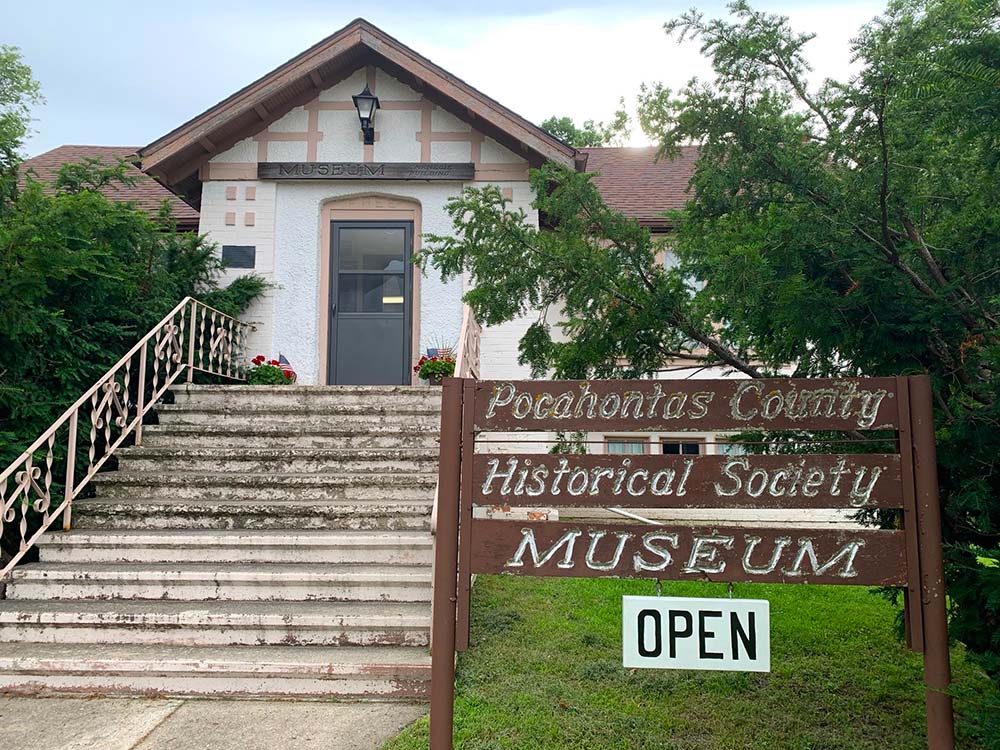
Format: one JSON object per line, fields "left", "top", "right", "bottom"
{"left": 473, "top": 378, "right": 901, "bottom": 432}
{"left": 470, "top": 519, "right": 908, "bottom": 586}
{"left": 140, "top": 19, "right": 575, "bottom": 179}
{"left": 472, "top": 453, "right": 903, "bottom": 509}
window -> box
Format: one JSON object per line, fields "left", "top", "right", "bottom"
{"left": 222, "top": 245, "right": 256, "bottom": 269}
{"left": 606, "top": 438, "right": 648, "bottom": 455}
{"left": 717, "top": 440, "right": 747, "bottom": 456}
{"left": 661, "top": 440, "right": 702, "bottom": 456}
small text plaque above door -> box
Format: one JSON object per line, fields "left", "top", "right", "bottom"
{"left": 258, "top": 162, "right": 475, "bottom": 180}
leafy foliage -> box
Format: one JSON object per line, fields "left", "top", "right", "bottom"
{"left": 0, "top": 49, "right": 266, "bottom": 472}
{"left": 419, "top": 0, "right": 1000, "bottom": 694}
{"left": 0, "top": 45, "right": 41, "bottom": 211}
{"left": 248, "top": 365, "right": 292, "bottom": 385}
{"left": 413, "top": 354, "right": 456, "bottom": 380}
{"left": 541, "top": 104, "right": 630, "bottom": 147}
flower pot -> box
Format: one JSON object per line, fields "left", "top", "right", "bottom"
{"left": 427, "top": 374, "right": 445, "bottom": 386}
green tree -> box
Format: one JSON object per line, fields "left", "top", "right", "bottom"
{"left": 419, "top": 0, "right": 1000, "bottom": 686}
{"left": 0, "top": 45, "right": 42, "bottom": 211}
{"left": 0, "top": 50, "right": 266, "bottom": 471}
{"left": 541, "top": 102, "right": 631, "bottom": 147}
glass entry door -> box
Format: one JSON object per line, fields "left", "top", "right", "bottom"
{"left": 328, "top": 221, "right": 412, "bottom": 385}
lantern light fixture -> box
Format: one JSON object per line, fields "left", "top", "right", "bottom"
{"left": 352, "top": 85, "right": 380, "bottom": 145}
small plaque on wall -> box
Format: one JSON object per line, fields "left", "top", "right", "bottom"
{"left": 222, "top": 245, "right": 256, "bottom": 269}
{"left": 258, "top": 162, "right": 475, "bottom": 180}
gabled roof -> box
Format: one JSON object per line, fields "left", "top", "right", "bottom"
{"left": 19, "top": 145, "right": 200, "bottom": 230}
{"left": 579, "top": 146, "right": 698, "bottom": 229}
{"left": 139, "top": 18, "right": 579, "bottom": 193}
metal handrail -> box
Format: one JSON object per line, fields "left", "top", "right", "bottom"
{"left": 0, "top": 297, "right": 253, "bottom": 579}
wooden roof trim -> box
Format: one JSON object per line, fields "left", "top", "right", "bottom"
{"left": 357, "top": 26, "right": 575, "bottom": 166}
{"left": 140, "top": 24, "right": 364, "bottom": 170}
{"left": 140, "top": 18, "right": 576, "bottom": 177}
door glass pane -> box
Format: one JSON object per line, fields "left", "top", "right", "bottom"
{"left": 338, "top": 274, "right": 405, "bottom": 313}
{"left": 339, "top": 227, "right": 405, "bottom": 271}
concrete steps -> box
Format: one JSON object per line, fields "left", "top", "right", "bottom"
{"left": 171, "top": 384, "right": 441, "bottom": 410}
{"left": 7, "top": 562, "right": 433, "bottom": 602}
{"left": 139, "top": 424, "right": 441, "bottom": 450}
{"left": 0, "top": 643, "right": 431, "bottom": 699}
{"left": 36, "top": 530, "right": 433, "bottom": 564}
{"left": 91, "top": 472, "right": 437, "bottom": 503}
{"left": 0, "top": 600, "right": 431, "bottom": 647}
{"left": 0, "top": 383, "right": 441, "bottom": 700}
{"left": 69, "top": 499, "right": 433, "bottom": 531}
{"left": 117, "top": 447, "right": 440, "bottom": 475}
{"left": 156, "top": 404, "right": 440, "bottom": 432}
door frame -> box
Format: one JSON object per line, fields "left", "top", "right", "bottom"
{"left": 317, "top": 195, "right": 422, "bottom": 385}
{"left": 327, "top": 220, "right": 413, "bottom": 385}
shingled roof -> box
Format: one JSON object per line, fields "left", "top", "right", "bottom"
{"left": 19, "top": 145, "right": 200, "bottom": 230}
{"left": 580, "top": 146, "right": 698, "bottom": 230}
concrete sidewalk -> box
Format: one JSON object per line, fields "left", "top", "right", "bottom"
{"left": 0, "top": 696, "right": 424, "bottom": 749}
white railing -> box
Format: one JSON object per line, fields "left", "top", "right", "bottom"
{"left": 453, "top": 305, "right": 481, "bottom": 379}
{"left": 431, "top": 305, "right": 481, "bottom": 538}
{"left": 0, "top": 297, "right": 252, "bottom": 579}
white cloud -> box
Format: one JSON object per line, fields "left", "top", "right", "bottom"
{"left": 13, "top": 1, "right": 886, "bottom": 154}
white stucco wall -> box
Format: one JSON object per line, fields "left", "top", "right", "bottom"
{"left": 199, "top": 63, "right": 534, "bottom": 384}
{"left": 270, "top": 181, "right": 469, "bottom": 384}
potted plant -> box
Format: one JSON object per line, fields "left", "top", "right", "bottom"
{"left": 413, "top": 354, "right": 455, "bottom": 385}
{"left": 248, "top": 355, "right": 296, "bottom": 385}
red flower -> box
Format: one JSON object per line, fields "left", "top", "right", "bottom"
{"left": 268, "top": 359, "right": 279, "bottom": 366}
{"left": 283, "top": 370, "right": 292, "bottom": 379}
{"left": 251, "top": 355, "right": 265, "bottom": 365}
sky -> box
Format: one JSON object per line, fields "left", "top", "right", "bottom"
{"left": 6, "top": 0, "right": 887, "bottom": 157}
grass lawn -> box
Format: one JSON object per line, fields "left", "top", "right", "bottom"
{"left": 384, "top": 577, "right": 999, "bottom": 750}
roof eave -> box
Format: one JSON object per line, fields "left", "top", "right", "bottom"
{"left": 140, "top": 19, "right": 577, "bottom": 187}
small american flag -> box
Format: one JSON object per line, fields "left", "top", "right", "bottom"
{"left": 278, "top": 354, "right": 297, "bottom": 383}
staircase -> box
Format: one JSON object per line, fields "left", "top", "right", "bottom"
{"left": 0, "top": 384, "right": 441, "bottom": 700}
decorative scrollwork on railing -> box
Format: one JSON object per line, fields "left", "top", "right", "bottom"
{"left": 0, "top": 297, "right": 253, "bottom": 579}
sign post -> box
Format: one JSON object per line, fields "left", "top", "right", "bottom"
{"left": 430, "top": 375, "right": 954, "bottom": 749}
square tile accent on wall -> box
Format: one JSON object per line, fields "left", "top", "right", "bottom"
{"left": 244, "top": 212, "right": 256, "bottom": 227}
{"left": 224, "top": 211, "right": 236, "bottom": 226}
{"left": 245, "top": 186, "right": 256, "bottom": 201}
{"left": 225, "top": 186, "right": 237, "bottom": 200}
{"left": 222, "top": 245, "right": 256, "bottom": 269}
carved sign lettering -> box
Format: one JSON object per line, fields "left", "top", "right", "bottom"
{"left": 474, "top": 378, "right": 900, "bottom": 432}
{"left": 257, "top": 161, "right": 475, "bottom": 180}
{"left": 470, "top": 520, "right": 907, "bottom": 586}
{"left": 472, "top": 454, "right": 902, "bottom": 508}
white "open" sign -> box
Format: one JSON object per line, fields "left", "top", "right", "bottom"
{"left": 622, "top": 596, "right": 770, "bottom": 672}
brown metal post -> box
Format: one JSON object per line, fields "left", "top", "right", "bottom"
{"left": 456, "top": 379, "right": 476, "bottom": 651}
{"left": 908, "top": 374, "right": 955, "bottom": 749}
{"left": 429, "top": 377, "right": 463, "bottom": 750}
{"left": 896, "top": 376, "right": 924, "bottom": 652}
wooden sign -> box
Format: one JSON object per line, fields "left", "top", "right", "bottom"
{"left": 257, "top": 161, "right": 475, "bottom": 180}
{"left": 474, "top": 378, "right": 901, "bottom": 432}
{"left": 473, "top": 454, "right": 903, "bottom": 508}
{"left": 431, "top": 375, "right": 955, "bottom": 750}
{"left": 470, "top": 519, "right": 907, "bottom": 586}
